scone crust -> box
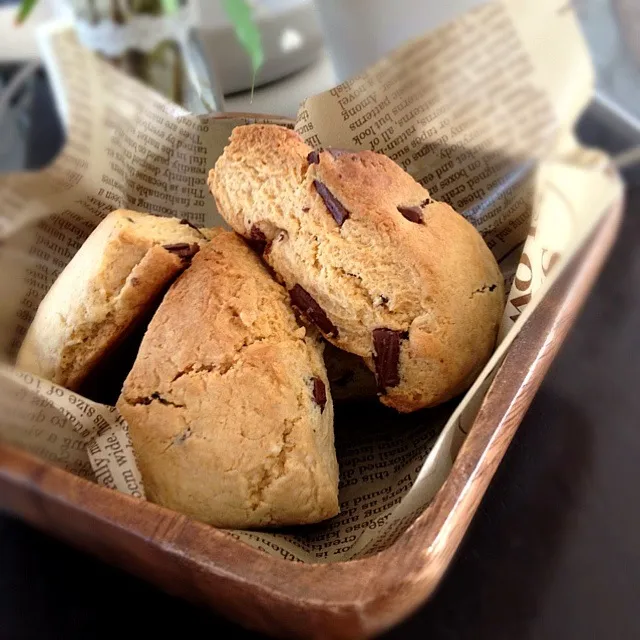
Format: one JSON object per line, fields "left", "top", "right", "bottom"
{"left": 208, "top": 125, "right": 504, "bottom": 412}
{"left": 16, "top": 210, "right": 214, "bottom": 390}
{"left": 117, "top": 232, "right": 339, "bottom": 528}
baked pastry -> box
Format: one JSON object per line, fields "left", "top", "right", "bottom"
{"left": 17, "top": 210, "right": 212, "bottom": 390}
{"left": 117, "top": 232, "right": 339, "bottom": 528}
{"left": 208, "top": 124, "right": 504, "bottom": 412}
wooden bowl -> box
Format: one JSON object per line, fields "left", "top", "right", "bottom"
{"left": 0, "top": 200, "right": 623, "bottom": 639}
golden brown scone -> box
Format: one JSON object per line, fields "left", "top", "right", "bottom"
{"left": 117, "top": 232, "right": 339, "bottom": 529}
{"left": 208, "top": 124, "right": 504, "bottom": 412}
{"left": 17, "top": 210, "right": 214, "bottom": 390}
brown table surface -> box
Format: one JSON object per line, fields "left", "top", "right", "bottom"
{"left": 2, "top": 82, "right": 640, "bottom": 638}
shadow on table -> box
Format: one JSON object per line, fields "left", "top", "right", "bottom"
{"left": 382, "top": 385, "right": 595, "bottom": 640}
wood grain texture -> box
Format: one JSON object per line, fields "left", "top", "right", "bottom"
{"left": 0, "top": 200, "right": 623, "bottom": 639}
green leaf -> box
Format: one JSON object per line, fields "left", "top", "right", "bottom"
{"left": 222, "top": 0, "right": 264, "bottom": 77}
{"left": 15, "top": 0, "right": 39, "bottom": 25}
{"left": 160, "top": 0, "right": 180, "bottom": 14}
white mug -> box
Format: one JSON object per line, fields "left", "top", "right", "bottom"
{"left": 313, "top": 0, "right": 489, "bottom": 82}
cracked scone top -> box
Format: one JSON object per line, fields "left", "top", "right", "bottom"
{"left": 117, "top": 232, "right": 339, "bottom": 529}
{"left": 17, "top": 210, "right": 212, "bottom": 391}
{"left": 208, "top": 124, "right": 505, "bottom": 412}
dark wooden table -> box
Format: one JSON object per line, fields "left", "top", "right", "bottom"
{"left": 2, "top": 61, "right": 640, "bottom": 638}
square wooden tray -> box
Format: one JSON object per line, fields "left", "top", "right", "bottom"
{"left": 0, "top": 200, "right": 623, "bottom": 639}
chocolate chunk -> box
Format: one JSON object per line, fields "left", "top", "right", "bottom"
{"left": 163, "top": 242, "right": 200, "bottom": 261}
{"left": 397, "top": 205, "right": 424, "bottom": 224}
{"left": 372, "top": 328, "right": 403, "bottom": 390}
{"left": 420, "top": 197, "right": 431, "bottom": 207}
{"left": 302, "top": 206, "right": 310, "bottom": 212}
{"left": 307, "top": 150, "right": 321, "bottom": 164}
{"left": 473, "top": 283, "right": 498, "bottom": 295}
{"left": 313, "top": 180, "right": 350, "bottom": 227}
{"left": 312, "top": 377, "right": 327, "bottom": 412}
{"left": 163, "top": 242, "right": 190, "bottom": 252}
{"left": 289, "top": 284, "right": 339, "bottom": 338}
{"left": 246, "top": 226, "right": 268, "bottom": 254}
{"left": 307, "top": 148, "right": 351, "bottom": 164}
{"left": 179, "top": 218, "right": 204, "bottom": 237}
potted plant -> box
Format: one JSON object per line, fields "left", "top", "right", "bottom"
{"left": 16, "top": 0, "right": 263, "bottom": 107}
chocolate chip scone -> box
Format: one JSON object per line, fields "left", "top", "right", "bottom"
{"left": 17, "top": 210, "right": 214, "bottom": 390}
{"left": 208, "top": 124, "right": 504, "bottom": 412}
{"left": 117, "top": 232, "right": 339, "bottom": 528}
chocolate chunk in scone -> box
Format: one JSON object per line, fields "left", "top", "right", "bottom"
{"left": 208, "top": 124, "right": 505, "bottom": 413}
{"left": 162, "top": 242, "right": 201, "bottom": 261}
{"left": 117, "top": 232, "right": 339, "bottom": 529}
{"left": 313, "top": 179, "right": 350, "bottom": 226}
{"left": 17, "top": 210, "right": 216, "bottom": 391}
{"left": 372, "top": 328, "right": 404, "bottom": 391}
{"left": 289, "top": 284, "right": 339, "bottom": 338}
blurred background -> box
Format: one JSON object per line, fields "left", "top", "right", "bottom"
{"left": 1, "top": 0, "right": 639, "bottom": 175}
{"left": 1, "top": 1, "right": 640, "bottom": 639}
